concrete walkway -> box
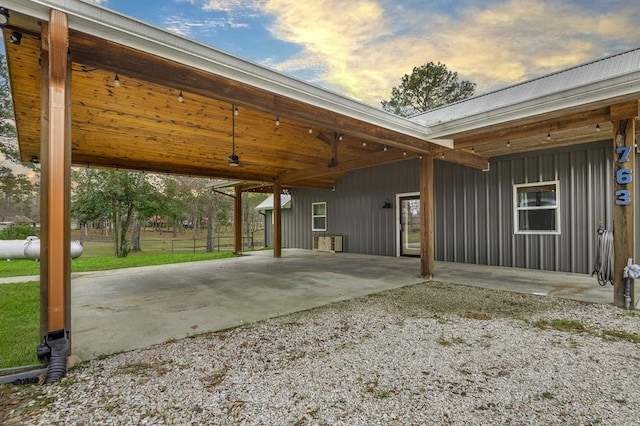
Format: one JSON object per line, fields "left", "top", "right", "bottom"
{"left": 1, "top": 249, "right": 619, "bottom": 361}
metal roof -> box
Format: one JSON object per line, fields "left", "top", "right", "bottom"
{"left": 412, "top": 47, "right": 640, "bottom": 136}
{"left": 256, "top": 195, "right": 293, "bottom": 211}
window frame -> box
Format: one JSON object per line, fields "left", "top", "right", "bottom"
{"left": 513, "top": 180, "right": 561, "bottom": 235}
{"left": 311, "top": 202, "right": 327, "bottom": 231}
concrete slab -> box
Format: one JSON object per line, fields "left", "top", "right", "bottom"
{"left": 70, "top": 250, "right": 425, "bottom": 360}
{"left": 3, "top": 249, "right": 619, "bottom": 361}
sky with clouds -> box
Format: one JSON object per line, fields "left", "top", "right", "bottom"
{"left": 41, "top": 0, "right": 640, "bottom": 106}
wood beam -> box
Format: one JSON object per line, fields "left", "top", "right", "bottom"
{"left": 44, "top": 10, "right": 72, "bottom": 332}
{"left": 613, "top": 118, "right": 636, "bottom": 308}
{"left": 68, "top": 32, "right": 434, "bottom": 154}
{"left": 420, "top": 154, "right": 435, "bottom": 279}
{"left": 453, "top": 108, "right": 610, "bottom": 150}
{"left": 279, "top": 149, "right": 418, "bottom": 184}
{"left": 273, "top": 179, "right": 282, "bottom": 258}
{"left": 233, "top": 186, "right": 242, "bottom": 254}
{"left": 435, "top": 149, "right": 489, "bottom": 170}
{"left": 610, "top": 101, "right": 640, "bottom": 122}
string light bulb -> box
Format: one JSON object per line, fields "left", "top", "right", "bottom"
{"left": 178, "top": 90, "right": 184, "bottom": 103}
{"left": 275, "top": 116, "right": 280, "bottom": 126}
{"left": 507, "top": 140, "right": 511, "bottom": 148}
{"left": 596, "top": 123, "right": 600, "bottom": 132}
{"left": 383, "top": 146, "right": 388, "bottom": 151}
{"left": 234, "top": 106, "right": 239, "bottom": 116}
{"left": 114, "top": 74, "right": 120, "bottom": 88}
{"left": 362, "top": 142, "right": 367, "bottom": 147}
{"left": 546, "top": 133, "right": 551, "bottom": 141}
{"left": 308, "top": 127, "right": 313, "bottom": 134}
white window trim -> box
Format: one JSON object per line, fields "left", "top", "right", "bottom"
{"left": 312, "top": 202, "right": 327, "bottom": 231}
{"left": 513, "top": 180, "right": 561, "bottom": 235}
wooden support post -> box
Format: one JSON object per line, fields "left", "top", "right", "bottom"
{"left": 234, "top": 186, "right": 242, "bottom": 254}
{"left": 612, "top": 117, "right": 636, "bottom": 307}
{"left": 420, "top": 154, "right": 435, "bottom": 278}
{"left": 39, "top": 23, "right": 50, "bottom": 338}
{"left": 273, "top": 179, "right": 282, "bottom": 258}
{"left": 42, "top": 10, "right": 72, "bottom": 332}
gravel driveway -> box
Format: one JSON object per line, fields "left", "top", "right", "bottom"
{"left": 2, "top": 281, "right": 639, "bottom": 425}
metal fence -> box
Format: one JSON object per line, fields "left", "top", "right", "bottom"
{"left": 170, "top": 236, "right": 264, "bottom": 254}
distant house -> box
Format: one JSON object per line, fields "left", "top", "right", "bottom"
{"left": 3, "top": 216, "right": 38, "bottom": 229}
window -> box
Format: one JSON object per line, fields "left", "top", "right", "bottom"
{"left": 513, "top": 181, "right": 560, "bottom": 234}
{"left": 312, "top": 202, "right": 327, "bottom": 231}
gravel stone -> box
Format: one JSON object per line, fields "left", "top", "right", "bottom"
{"left": 2, "top": 281, "right": 639, "bottom": 425}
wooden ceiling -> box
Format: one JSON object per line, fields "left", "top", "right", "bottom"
{"left": 3, "top": 11, "right": 638, "bottom": 190}
{"left": 4, "top": 24, "right": 443, "bottom": 190}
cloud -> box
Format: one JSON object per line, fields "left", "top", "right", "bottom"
{"left": 201, "top": 0, "right": 265, "bottom": 13}
{"left": 164, "top": 16, "right": 248, "bottom": 37}
{"left": 82, "top": 0, "right": 109, "bottom": 5}
{"left": 260, "top": 0, "right": 640, "bottom": 106}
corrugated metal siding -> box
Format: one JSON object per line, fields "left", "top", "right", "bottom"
{"left": 284, "top": 159, "right": 419, "bottom": 255}
{"left": 282, "top": 141, "right": 614, "bottom": 274}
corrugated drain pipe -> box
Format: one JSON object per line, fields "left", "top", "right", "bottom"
{"left": 37, "top": 329, "right": 71, "bottom": 384}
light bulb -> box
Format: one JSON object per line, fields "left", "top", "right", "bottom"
{"left": 178, "top": 90, "right": 184, "bottom": 103}
{"left": 114, "top": 74, "right": 120, "bottom": 88}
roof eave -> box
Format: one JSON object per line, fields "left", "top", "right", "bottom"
{"left": 5, "top": 0, "right": 449, "bottom": 148}
{"left": 418, "top": 71, "right": 640, "bottom": 139}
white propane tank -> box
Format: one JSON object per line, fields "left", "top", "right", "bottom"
{"left": 23, "top": 238, "right": 84, "bottom": 260}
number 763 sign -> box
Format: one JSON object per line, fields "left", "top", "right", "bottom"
{"left": 615, "top": 146, "right": 633, "bottom": 206}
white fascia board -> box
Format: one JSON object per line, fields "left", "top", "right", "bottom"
{"left": 421, "top": 71, "right": 640, "bottom": 139}
{"left": 6, "top": 0, "right": 449, "bottom": 148}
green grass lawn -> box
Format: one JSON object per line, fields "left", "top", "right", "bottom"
{"left": 0, "top": 250, "right": 237, "bottom": 369}
{"left": 0, "top": 282, "right": 40, "bottom": 369}
{"left": 0, "top": 251, "right": 236, "bottom": 278}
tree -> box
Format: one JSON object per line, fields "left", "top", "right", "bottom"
{"left": 382, "top": 61, "right": 476, "bottom": 117}
{"left": 72, "top": 169, "right": 160, "bottom": 257}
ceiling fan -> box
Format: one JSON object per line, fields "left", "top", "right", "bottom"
{"left": 228, "top": 105, "right": 240, "bottom": 167}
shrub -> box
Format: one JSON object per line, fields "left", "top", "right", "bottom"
{"left": 0, "top": 223, "right": 38, "bottom": 240}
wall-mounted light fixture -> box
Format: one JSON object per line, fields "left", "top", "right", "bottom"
{"left": 382, "top": 199, "right": 393, "bottom": 209}
{"left": 0, "top": 8, "right": 10, "bottom": 27}
{"left": 10, "top": 31, "right": 21, "bottom": 45}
